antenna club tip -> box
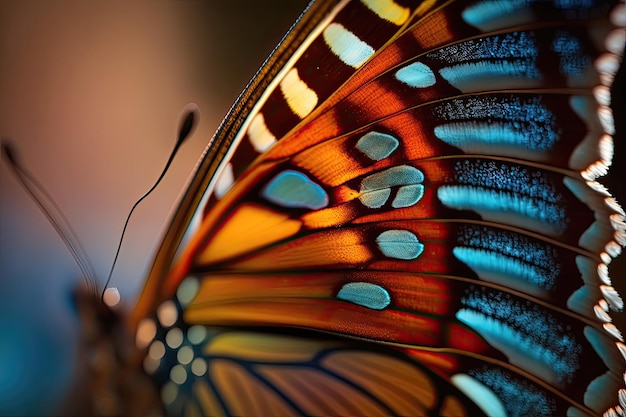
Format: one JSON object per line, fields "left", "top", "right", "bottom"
{"left": 183, "top": 102, "right": 200, "bottom": 115}
{"left": 177, "top": 103, "right": 200, "bottom": 146}
{"left": 1, "top": 140, "right": 17, "bottom": 164}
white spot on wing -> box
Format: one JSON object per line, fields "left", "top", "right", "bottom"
{"left": 606, "top": 29, "right": 625, "bottom": 55}
{"left": 280, "top": 68, "right": 318, "bottom": 118}
{"left": 143, "top": 355, "right": 160, "bottom": 375}
{"left": 451, "top": 374, "right": 507, "bottom": 417}
{"left": 395, "top": 62, "right": 436, "bottom": 88}
{"left": 611, "top": 3, "right": 626, "bottom": 27}
{"left": 248, "top": 113, "right": 277, "bottom": 152}
{"left": 136, "top": 318, "right": 157, "bottom": 349}
{"left": 149, "top": 341, "right": 166, "bottom": 360}
{"left": 594, "top": 86, "right": 612, "bottom": 106}
{"left": 170, "top": 364, "right": 188, "bottom": 385}
{"left": 166, "top": 328, "right": 184, "bottom": 349}
{"left": 157, "top": 300, "right": 178, "bottom": 328}
{"left": 617, "top": 342, "right": 626, "bottom": 361}
{"left": 323, "top": 23, "right": 375, "bottom": 68}
{"left": 598, "top": 106, "right": 615, "bottom": 135}
{"left": 360, "top": 0, "right": 410, "bottom": 25}
{"left": 177, "top": 346, "right": 194, "bottom": 365}
{"left": 595, "top": 53, "right": 620, "bottom": 86}
{"left": 601, "top": 285, "right": 624, "bottom": 311}
{"left": 191, "top": 358, "right": 207, "bottom": 376}
{"left": 214, "top": 162, "right": 234, "bottom": 199}
{"left": 595, "top": 304, "right": 612, "bottom": 322}
{"left": 188, "top": 325, "right": 207, "bottom": 345}
{"left": 604, "top": 323, "right": 624, "bottom": 341}
{"left": 177, "top": 276, "right": 199, "bottom": 307}
{"left": 161, "top": 382, "right": 178, "bottom": 405}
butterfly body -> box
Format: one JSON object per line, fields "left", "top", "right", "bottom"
{"left": 59, "top": 0, "right": 626, "bottom": 416}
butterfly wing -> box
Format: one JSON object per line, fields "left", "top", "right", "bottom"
{"left": 133, "top": 1, "right": 626, "bottom": 416}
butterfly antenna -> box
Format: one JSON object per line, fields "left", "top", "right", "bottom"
{"left": 101, "top": 104, "right": 199, "bottom": 302}
{"left": 2, "top": 139, "right": 99, "bottom": 294}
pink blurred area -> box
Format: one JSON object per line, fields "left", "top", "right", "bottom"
{"left": 0, "top": 1, "right": 305, "bottom": 415}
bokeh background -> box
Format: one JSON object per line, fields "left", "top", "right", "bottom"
{"left": 1, "top": 1, "right": 624, "bottom": 416}
{"left": 0, "top": 1, "right": 305, "bottom": 415}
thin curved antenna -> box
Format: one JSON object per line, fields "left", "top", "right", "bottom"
{"left": 101, "top": 104, "right": 199, "bottom": 301}
{"left": 2, "top": 140, "right": 99, "bottom": 294}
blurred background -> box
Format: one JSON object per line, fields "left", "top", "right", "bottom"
{"left": 0, "top": 1, "right": 305, "bottom": 415}
{"left": 0, "top": 1, "right": 624, "bottom": 416}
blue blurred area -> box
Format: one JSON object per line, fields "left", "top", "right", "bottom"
{"left": 0, "top": 186, "right": 82, "bottom": 415}
{"left": 0, "top": 305, "right": 76, "bottom": 415}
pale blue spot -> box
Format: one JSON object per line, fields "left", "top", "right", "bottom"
{"left": 262, "top": 170, "right": 328, "bottom": 210}
{"left": 395, "top": 62, "right": 436, "bottom": 88}
{"left": 359, "top": 188, "right": 391, "bottom": 209}
{"left": 392, "top": 184, "right": 424, "bottom": 208}
{"left": 355, "top": 131, "right": 399, "bottom": 161}
{"left": 450, "top": 374, "right": 507, "bottom": 417}
{"left": 468, "top": 368, "right": 555, "bottom": 416}
{"left": 360, "top": 165, "right": 425, "bottom": 209}
{"left": 337, "top": 282, "right": 391, "bottom": 310}
{"left": 376, "top": 230, "right": 424, "bottom": 260}
{"left": 187, "top": 326, "right": 207, "bottom": 345}
{"left": 361, "top": 165, "right": 424, "bottom": 192}
{"left": 323, "top": 23, "right": 375, "bottom": 68}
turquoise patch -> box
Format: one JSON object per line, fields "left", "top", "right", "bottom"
{"left": 451, "top": 374, "right": 506, "bottom": 417}
{"left": 395, "top": 62, "right": 436, "bottom": 88}
{"left": 337, "top": 282, "right": 391, "bottom": 310}
{"left": 376, "top": 229, "right": 424, "bottom": 260}
{"left": 261, "top": 170, "right": 328, "bottom": 210}
{"left": 361, "top": 165, "right": 424, "bottom": 191}
{"left": 392, "top": 184, "right": 424, "bottom": 208}
{"left": 359, "top": 165, "right": 425, "bottom": 209}
{"left": 359, "top": 188, "right": 391, "bottom": 209}
{"left": 323, "top": 23, "right": 375, "bottom": 68}
{"left": 355, "top": 131, "right": 399, "bottom": 161}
